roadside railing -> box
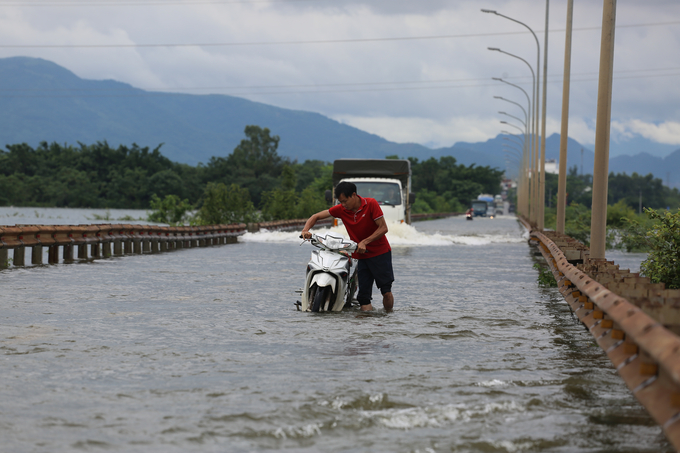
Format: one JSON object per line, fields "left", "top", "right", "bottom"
{"left": 0, "top": 223, "right": 248, "bottom": 268}
{"left": 411, "top": 212, "right": 461, "bottom": 221}
{"left": 0, "top": 213, "right": 457, "bottom": 268}
{"left": 520, "top": 217, "right": 680, "bottom": 449}
{"left": 0, "top": 219, "right": 341, "bottom": 269}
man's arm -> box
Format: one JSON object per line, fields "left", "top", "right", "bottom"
{"left": 357, "top": 216, "right": 388, "bottom": 254}
{"left": 301, "top": 210, "right": 332, "bottom": 239}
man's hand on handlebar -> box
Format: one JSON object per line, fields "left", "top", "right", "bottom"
{"left": 301, "top": 230, "right": 312, "bottom": 239}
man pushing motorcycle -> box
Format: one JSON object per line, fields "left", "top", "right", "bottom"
{"left": 301, "top": 181, "right": 394, "bottom": 312}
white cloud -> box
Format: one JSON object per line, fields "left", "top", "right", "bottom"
{"left": 612, "top": 120, "right": 680, "bottom": 145}
{"left": 332, "top": 115, "right": 500, "bottom": 148}
{"left": 0, "top": 0, "right": 678, "bottom": 155}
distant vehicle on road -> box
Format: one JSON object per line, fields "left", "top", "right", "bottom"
{"left": 471, "top": 200, "right": 488, "bottom": 217}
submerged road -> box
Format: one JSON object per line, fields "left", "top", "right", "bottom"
{"left": 0, "top": 214, "right": 670, "bottom": 452}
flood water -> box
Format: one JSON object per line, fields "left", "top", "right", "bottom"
{"left": 0, "top": 210, "right": 668, "bottom": 452}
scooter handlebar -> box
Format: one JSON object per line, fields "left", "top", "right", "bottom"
{"left": 300, "top": 233, "right": 357, "bottom": 253}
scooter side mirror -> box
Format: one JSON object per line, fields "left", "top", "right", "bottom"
{"left": 409, "top": 193, "right": 416, "bottom": 204}
{"left": 325, "top": 189, "right": 333, "bottom": 204}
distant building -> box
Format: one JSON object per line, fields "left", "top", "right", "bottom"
{"left": 545, "top": 159, "right": 559, "bottom": 175}
{"left": 527, "top": 159, "right": 559, "bottom": 177}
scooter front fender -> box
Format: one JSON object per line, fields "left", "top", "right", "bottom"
{"left": 310, "top": 272, "right": 337, "bottom": 293}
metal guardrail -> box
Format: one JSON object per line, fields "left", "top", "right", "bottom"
{"left": 521, "top": 218, "right": 680, "bottom": 450}
{"left": 0, "top": 219, "right": 340, "bottom": 268}
{"left": 0, "top": 213, "right": 463, "bottom": 268}
{"left": 0, "top": 223, "right": 248, "bottom": 268}
{"left": 411, "top": 212, "right": 461, "bottom": 221}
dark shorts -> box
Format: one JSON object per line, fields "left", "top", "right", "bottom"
{"left": 356, "top": 251, "right": 394, "bottom": 306}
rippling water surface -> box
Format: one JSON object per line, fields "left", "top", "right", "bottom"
{"left": 0, "top": 213, "right": 669, "bottom": 452}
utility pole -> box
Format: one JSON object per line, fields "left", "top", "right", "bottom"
{"left": 538, "top": 0, "right": 550, "bottom": 230}
{"left": 589, "top": 0, "right": 617, "bottom": 260}
{"left": 556, "top": 0, "right": 574, "bottom": 234}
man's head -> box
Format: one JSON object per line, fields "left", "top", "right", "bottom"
{"left": 335, "top": 181, "right": 357, "bottom": 199}
{"left": 335, "top": 181, "right": 361, "bottom": 211}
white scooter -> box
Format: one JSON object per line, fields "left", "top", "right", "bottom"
{"left": 298, "top": 232, "right": 358, "bottom": 312}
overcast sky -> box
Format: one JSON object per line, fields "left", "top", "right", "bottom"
{"left": 1, "top": 0, "right": 679, "bottom": 157}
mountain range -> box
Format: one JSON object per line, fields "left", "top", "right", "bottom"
{"left": 1, "top": 56, "right": 678, "bottom": 188}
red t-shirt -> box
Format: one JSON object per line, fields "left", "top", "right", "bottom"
{"left": 328, "top": 196, "right": 391, "bottom": 259}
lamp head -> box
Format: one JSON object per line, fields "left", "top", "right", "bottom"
{"left": 488, "top": 47, "right": 500, "bottom": 52}
{"left": 492, "top": 77, "right": 502, "bottom": 81}
{"left": 481, "top": 9, "right": 498, "bottom": 14}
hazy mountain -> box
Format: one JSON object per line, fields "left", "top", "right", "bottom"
{"left": 1, "top": 56, "right": 678, "bottom": 188}
{"left": 0, "top": 56, "right": 434, "bottom": 165}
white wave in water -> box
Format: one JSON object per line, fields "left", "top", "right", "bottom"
{"left": 240, "top": 221, "right": 525, "bottom": 246}
{"left": 476, "top": 379, "right": 510, "bottom": 388}
{"left": 359, "top": 400, "right": 525, "bottom": 429}
{"left": 272, "top": 422, "right": 322, "bottom": 439}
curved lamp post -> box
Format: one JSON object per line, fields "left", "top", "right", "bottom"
{"left": 494, "top": 96, "right": 529, "bottom": 127}
{"left": 483, "top": 8, "right": 543, "bottom": 227}
{"left": 489, "top": 48, "right": 538, "bottom": 224}
{"left": 499, "top": 111, "right": 526, "bottom": 129}
{"left": 492, "top": 77, "right": 534, "bottom": 219}
{"left": 503, "top": 136, "right": 525, "bottom": 149}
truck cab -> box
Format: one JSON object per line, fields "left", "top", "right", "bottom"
{"left": 341, "top": 178, "right": 405, "bottom": 224}
{"left": 330, "top": 159, "right": 414, "bottom": 224}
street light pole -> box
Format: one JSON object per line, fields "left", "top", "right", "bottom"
{"left": 556, "top": 0, "right": 574, "bottom": 234}
{"left": 502, "top": 131, "right": 528, "bottom": 215}
{"left": 483, "top": 8, "right": 541, "bottom": 227}
{"left": 499, "top": 111, "right": 526, "bottom": 129}
{"left": 590, "top": 0, "right": 618, "bottom": 260}
{"left": 492, "top": 77, "right": 534, "bottom": 219}
{"left": 538, "top": 0, "right": 550, "bottom": 231}
{"left": 494, "top": 96, "right": 529, "bottom": 127}
{"left": 503, "top": 136, "right": 525, "bottom": 149}
{"left": 488, "top": 49, "right": 538, "bottom": 221}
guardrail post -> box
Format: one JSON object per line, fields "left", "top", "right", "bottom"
{"left": 132, "top": 226, "right": 143, "bottom": 254}
{"left": 122, "top": 225, "right": 134, "bottom": 254}
{"left": 0, "top": 248, "right": 8, "bottom": 269}
{"left": 48, "top": 245, "right": 59, "bottom": 264}
{"left": 31, "top": 245, "right": 43, "bottom": 265}
{"left": 142, "top": 229, "right": 151, "bottom": 253}
{"left": 14, "top": 247, "right": 25, "bottom": 266}
{"left": 63, "top": 243, "right": 74, "bottom": 261}
{"left": 160, "top": 230, "right": 169, "bottom": 252}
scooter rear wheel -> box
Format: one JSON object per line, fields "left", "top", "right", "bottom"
{"left": 345, "top": 273, "right": 357, "bottom": 308}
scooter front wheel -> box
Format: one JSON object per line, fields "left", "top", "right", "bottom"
{"left": 312, "top": 286, "right": 332, "bottom": 312}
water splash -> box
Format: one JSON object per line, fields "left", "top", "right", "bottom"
{"left": 241, "top": 221, "right": 524, "bottom": 246}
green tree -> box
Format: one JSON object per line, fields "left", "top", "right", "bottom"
{"left": 261, "top": 165, "right": 299, "bottom": 220}
{"left": 147, "top": 194, "right": 192, "bottom": 225}
{"left": 640, "top": 208, "right": 680, "bottom": 289}
{"left": 205, "top": 126, "right": 286, "bottom": 207}
{"left": 410, "top": 156, "right": 503, "bottom": 208}
{"left": 196, "top": 182, "right": 257, "bottom": 225}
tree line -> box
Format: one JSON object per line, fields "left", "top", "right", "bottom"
{"left": 544, "top": 166, "right": 680, "bottom": 211}
{"left": 0, "top": 126, "right": 505, "bottom": 223}
{"left": 1, "top": 125, "right": 676, "bottom": 224}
